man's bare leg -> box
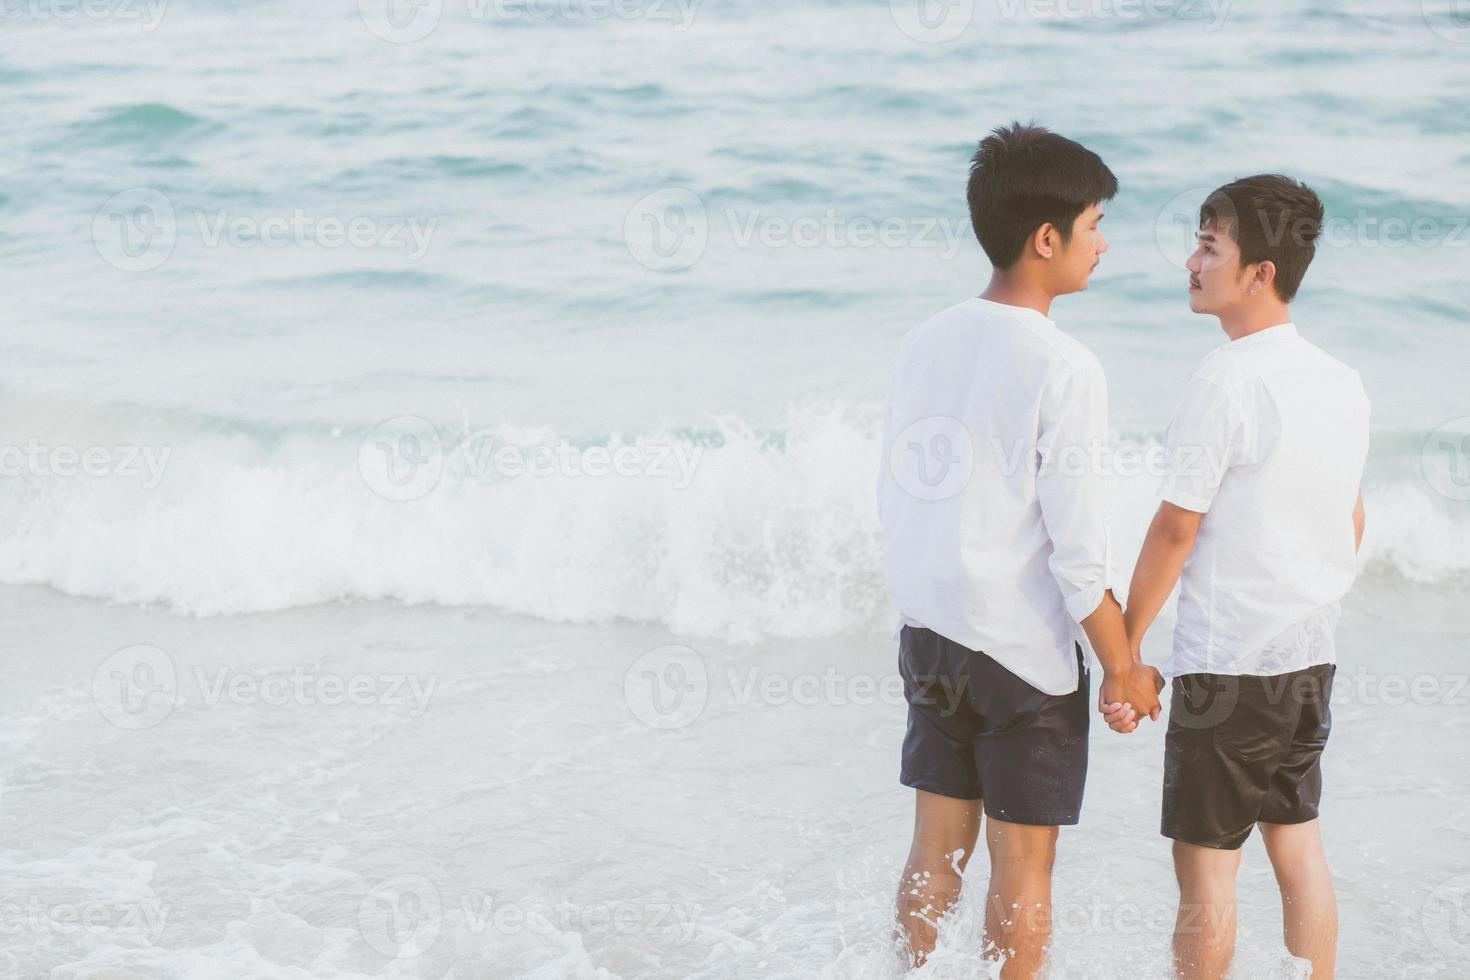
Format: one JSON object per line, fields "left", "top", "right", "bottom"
{"left": 982, "top": 817, "right": 1058, "bottom": 979}
{"left": 896, "top": 789, "right": 982, "bottom": 967}
{"left": 1172, "top": 841, "right": 1242, "bottom": 979}
{"left": 1260, "top": 820, "right": 1337, "bottom": 979}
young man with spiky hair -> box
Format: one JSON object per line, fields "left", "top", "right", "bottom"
{"left": 878, "top": 122, "right": 1162, "bottom": 976}
{"left": 1111, "top": 175, "right": 1370, "bottom": 980}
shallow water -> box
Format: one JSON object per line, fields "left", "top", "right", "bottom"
{"left": 2, "top": 1, "right": 1469, "bottom": 976}
{"left": 1, "top": 581, "right": 1466, "bottom": 977}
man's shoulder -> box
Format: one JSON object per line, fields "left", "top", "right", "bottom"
{"left": 1292, "top": 334, "right": 1366, "bottom": 388}
{"left": 900, "top": 298, "right": 1103, "bottom": 387}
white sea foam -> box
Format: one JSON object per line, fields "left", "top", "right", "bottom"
{"left": 0, "top": 395, "right": 1461, "bottom": 633}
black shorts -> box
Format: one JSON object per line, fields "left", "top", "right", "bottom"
{"left": 1162, "top": 664, "right": 1335, "bottom": 850}
{"left": 898, "top": 626, "right": 1090, "bottom": 826}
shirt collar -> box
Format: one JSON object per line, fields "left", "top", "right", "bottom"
{"left": 968, "top": 296, "right": 1055, "bottom": 325}
{"left": 1228, "top": 322, "right": 1297, "bottom": 348}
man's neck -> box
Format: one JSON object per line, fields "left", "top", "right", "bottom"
{"left": 1218, "top": 301, "right": 1292, "bottom": 342}
{"left": 980, "top": 271, "right": 1053, "bottom": 318}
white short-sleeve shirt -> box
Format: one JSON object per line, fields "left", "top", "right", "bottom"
{"left": 878, "top": 298, "right": 1114, "bottom": 696}
{"left": 1160, "top": 323, "right": 1370, "bottom": 678}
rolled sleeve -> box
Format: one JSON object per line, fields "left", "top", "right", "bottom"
{"left": 1159, "top": 377, "right": 1244, "bottom": 514}
{"left": 1035, "top": 358, "right": 1113, "bottom": 624}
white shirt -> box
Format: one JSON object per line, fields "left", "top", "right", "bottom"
{"left": 878, "top": 297, "right": 1113, "bottom": 696}
{"left": 1159, "top": 323, "right": 1370, "bottom": 678}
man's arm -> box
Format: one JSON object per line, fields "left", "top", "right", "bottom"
{"left": 1353, "top": 487, "right": 1365, "bottom": 553}
{"left": 1082, "top": 591, "right": 1163, "bottom": 732}
{"left": 1101, "top": 375, "right": 1242, "bottom": 733}
{"left": 1122, "top": 502, "right": 1204, "bottom": 654}
{"left": 1032, "top": 358, "right": 1161, "bottom": 730}
{"left": 1095, "top": 502, "right": 1200, "bottom": 734}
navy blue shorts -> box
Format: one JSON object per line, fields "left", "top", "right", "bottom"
{"left": 898, "top": 626, "right": 1090, "bottom": 826}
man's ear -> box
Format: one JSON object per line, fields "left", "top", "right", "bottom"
{"left": 1256, "top": 260, "right": 1277, "bottom": 291}
{"left": 1032, "top": 222, "right": 1057, "bottom": 260}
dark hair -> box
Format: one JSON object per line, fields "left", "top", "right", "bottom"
{"left": 966, "top": 121, "right": 1118, "bottom": 270}
{"left": 1199, "top": 175, "right": 1324, "bottom": 302}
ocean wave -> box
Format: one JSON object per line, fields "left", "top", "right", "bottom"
{"left": 79, "top": 102, "right": 210, "bottom": 143}
{"left": 0, "top": 397, "right": 1462, "bottom": 633}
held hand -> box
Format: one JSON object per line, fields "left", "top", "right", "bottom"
{"left": 1098, "top": 663, "right": 1164, "bottom": 733}
{"left": 1097, "top": 689, "right": 1137, "bottom": 733}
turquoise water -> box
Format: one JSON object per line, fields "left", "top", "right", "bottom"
{"left": 2, "top": 6, "right": 1470, "bottom": 979}
{"left": 1, "top": 1, "right": 1468, "bottom": 623}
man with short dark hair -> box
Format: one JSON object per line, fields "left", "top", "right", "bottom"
{"left": 1112, "top": 174, "right": 1370, "bottom": 980}
{"left": 879, "top": 122, "right": 1162, "bottom": 975}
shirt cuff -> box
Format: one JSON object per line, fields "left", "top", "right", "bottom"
{"left": 1160, "top": 480, "right": 1214, "bottom": 514}
{"left": 1063, "top": 527, "right": 1113, "bottom": 623}
{"left": 1064, "top": 579, "right": 1107, "bottom": 623}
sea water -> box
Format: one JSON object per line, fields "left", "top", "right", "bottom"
{"left": 1, "top": 1, "right": 1467, "bottom": 977}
